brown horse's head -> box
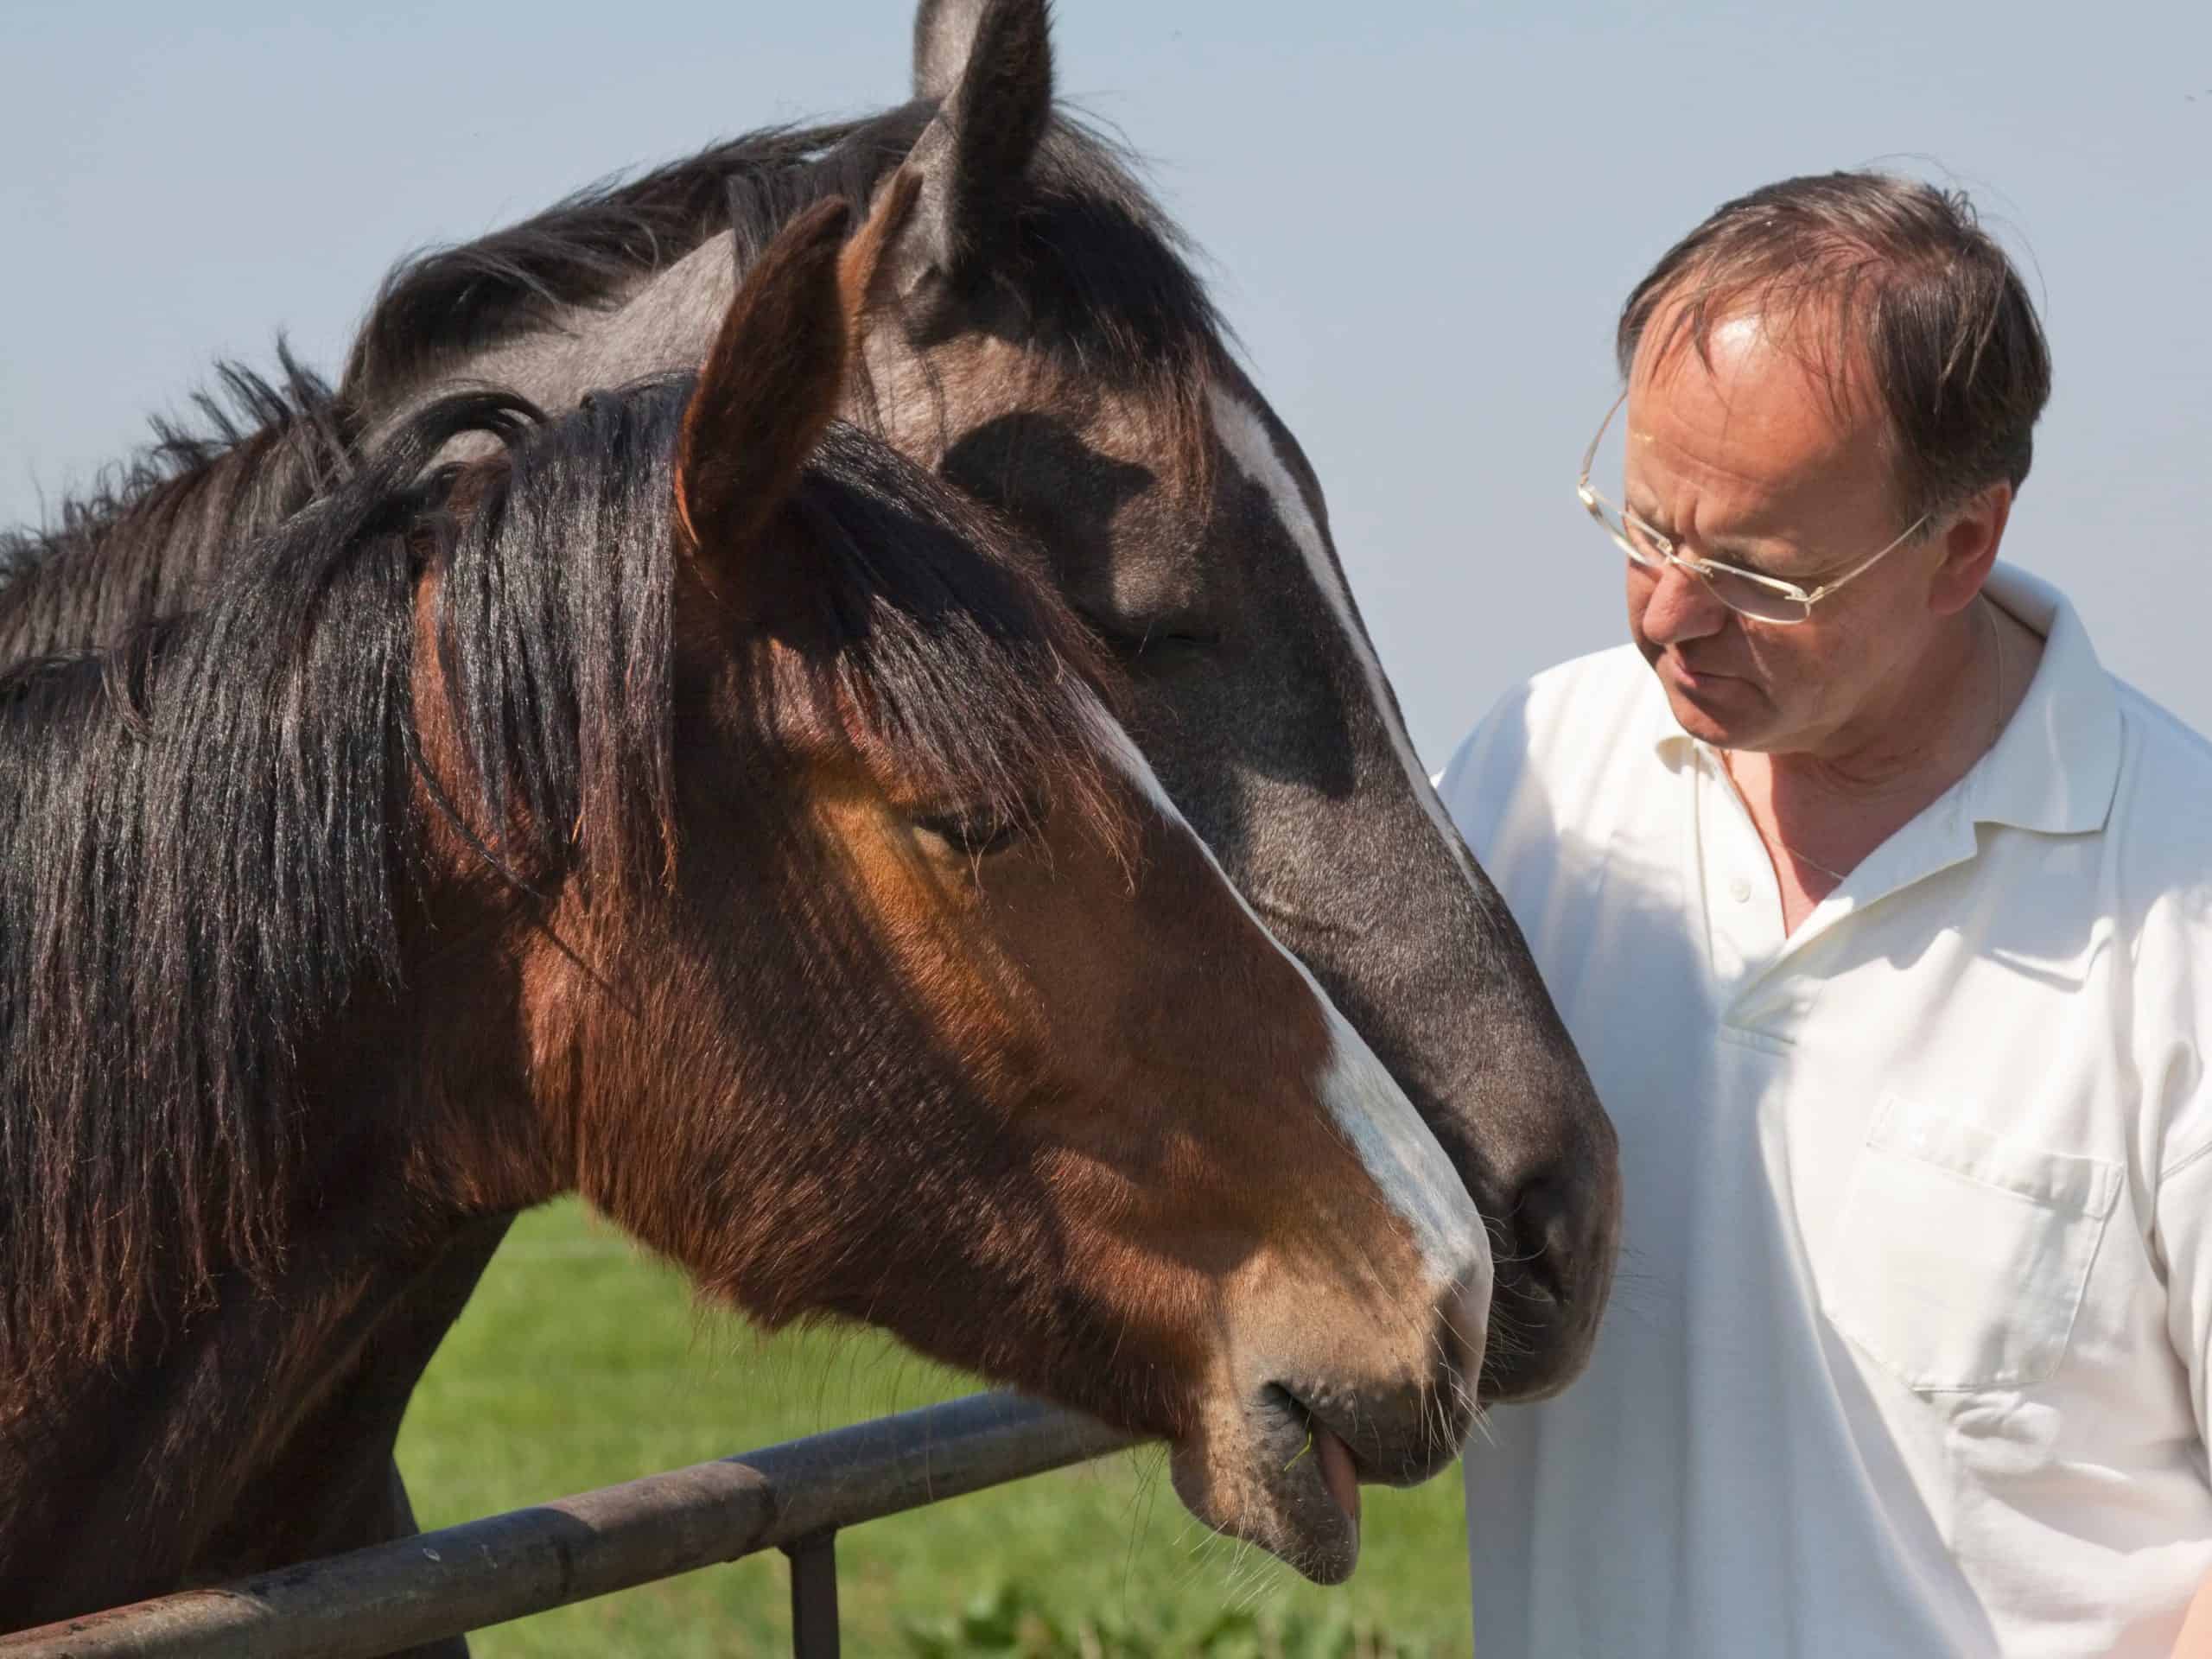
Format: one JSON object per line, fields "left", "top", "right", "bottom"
{"left": 410, "top": 194, "right": 1492, "bottom": 1580}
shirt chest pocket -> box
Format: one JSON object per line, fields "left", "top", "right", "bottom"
{"left": 1821, "top": 1094, "right": 2122, "bottom": 1393}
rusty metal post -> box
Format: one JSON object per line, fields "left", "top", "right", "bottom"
{"left": 782, "top": 1533, "right": 839, "bottom": 1659}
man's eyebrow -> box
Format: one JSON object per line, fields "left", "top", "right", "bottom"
{"left": 1705, "top": 533, "right": 1782, "bottom": 563}
{"left": 1626, "top": 499, "right": 1789, "bottom": 563}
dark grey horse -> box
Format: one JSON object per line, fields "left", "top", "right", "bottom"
{"left": 348, "top": 0, "right": 1622, "bottom": 1398}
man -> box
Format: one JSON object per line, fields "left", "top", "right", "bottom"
{"left": 1442, "top": 172, "right": 2212, "bottom": 1656}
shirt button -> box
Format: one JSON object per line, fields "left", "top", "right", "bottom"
{"left": 1728, "top": 876, "right": 1753, "bottom": 904}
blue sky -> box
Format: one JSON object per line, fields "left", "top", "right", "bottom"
{"left": 6, "top": 0, "right": 2208, "bottom": 763}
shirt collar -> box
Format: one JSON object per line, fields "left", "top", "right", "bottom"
{"left": 1971, "top": 563, "right": 2120, "bottom": 835}
{"left": 1641, "top": 562, "right": 2120, "bottom": 836}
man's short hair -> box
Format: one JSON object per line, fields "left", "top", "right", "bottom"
{"left": 1617, "top": 170, "right": 2053, "bottom": 523}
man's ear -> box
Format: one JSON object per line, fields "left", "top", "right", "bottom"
{"left": 674, "top": 197, "right": 855, "bottom": 574}
{"left": 1934, "top": 480, "right": 2014, "bottom": 616}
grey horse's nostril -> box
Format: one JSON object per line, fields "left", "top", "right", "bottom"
{"left": 1508, "top": 1173, "right": 1579, "bottom": 1305}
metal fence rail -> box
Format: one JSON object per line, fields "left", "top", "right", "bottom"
{"left": 0, "top": 1392, "right": 1141, "bottom": 1659}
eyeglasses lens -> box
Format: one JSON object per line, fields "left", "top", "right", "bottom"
{"left": 1594, "top": 498, "right": 1809, "bottom": 625}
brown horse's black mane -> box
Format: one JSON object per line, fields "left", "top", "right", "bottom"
{"left": 340, "top": 104, "right": 1228, "bottom": 415}
{"left": 0, "top": 369, "right": 1114, "bottom": 1389}
{"left": 0, "top": 346, "right": 357, "bottom": 659}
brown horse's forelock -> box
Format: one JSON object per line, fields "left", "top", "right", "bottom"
{"left": 0, "top": 371, "right": 1126, "bottom": 1394}
{"left": 766, "top": 423, "right": 1133, "bottom": 858}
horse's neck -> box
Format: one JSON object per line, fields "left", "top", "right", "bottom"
{"left": 414, "top": 231, "right": 741, "bottom": 423}
{"left": 0, "top": 1203, "right": 512, "bottom": 1625}
{"left": 571, "top": 232, "right": 739, "bottom": 392}
{"left": 0, "top": 916, "right": 552, "bottom": 1622}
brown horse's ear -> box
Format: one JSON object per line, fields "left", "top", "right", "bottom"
{"left": 894, "top": 0, "right": 1053, "bottom": 295}
{"left": 842, "top": 168, "right": 925, "bottom": 329}
{"left": 675, "top": 197, "right": 855, "bottom": 570}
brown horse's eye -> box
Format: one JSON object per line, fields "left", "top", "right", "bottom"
{"left": 911, "top": 808, "right": 1027, "bottom": 859}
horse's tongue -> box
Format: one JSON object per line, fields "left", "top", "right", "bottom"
{"left": 1314, "top": 1425, "right": 1361, "bottom": 1528}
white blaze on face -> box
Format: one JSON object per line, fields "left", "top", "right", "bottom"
{"left": 1073, "top": 692, "right": 1490, "bottom": 1299}
{"left": 1205, "top": 385, "right": 1493, "bottom": 899}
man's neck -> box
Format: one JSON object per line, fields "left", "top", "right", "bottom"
{"left": 1724, "top": 600, "right": 2041, "bottom": 931}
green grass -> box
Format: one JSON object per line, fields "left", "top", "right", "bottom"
{"left": 397, "top": 1199, "right": 1474, "bottom": 1657}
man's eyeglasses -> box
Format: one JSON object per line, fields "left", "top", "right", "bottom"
{"left": 1575, "top": 391, "right": 1929, "bottom": 626}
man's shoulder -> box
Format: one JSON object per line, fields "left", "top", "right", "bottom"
{"left": 2100, "top": 682, "right": 2212, "bottom": 1170}
{"left": 2109, "top": 678, "right": 2212, "bottom": 912}
{"left": 2115, "top": 678, "right": 2212, "bottom": 791}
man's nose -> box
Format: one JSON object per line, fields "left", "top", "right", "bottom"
{"left": 1637, "top": 561, "right": 1730, "bottom": 645}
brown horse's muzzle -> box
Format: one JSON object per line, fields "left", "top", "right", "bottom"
{"left": 1166, "top": 1249, "right": 1491, "bottom": 1585}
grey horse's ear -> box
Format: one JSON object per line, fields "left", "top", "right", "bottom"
{"left": 914, "top": 0, "right": 1035, "bottom": 101}
{"left": 913, "top": 0, "right": 982, "bottom": 100}
{"left": 893, "top": 0, "right": 1053, "bottom": 293}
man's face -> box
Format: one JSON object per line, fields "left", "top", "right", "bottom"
{"left": 1621, "top": 311, "right": 1943, "bottom": 757}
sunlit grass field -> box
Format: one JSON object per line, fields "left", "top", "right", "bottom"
{"left": 396, "top": 1199, "right": 1475, "bottom": 1656}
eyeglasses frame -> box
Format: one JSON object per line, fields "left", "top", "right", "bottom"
{"left": 1575, "top": 391, "right": 1931, "bottom": 626}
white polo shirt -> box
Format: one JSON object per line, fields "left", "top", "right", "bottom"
{"left": 1440, "top": 565, "right": 2212, "bottom": 1657}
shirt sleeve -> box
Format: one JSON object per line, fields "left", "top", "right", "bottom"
{"left": 2159, "top": 1135, "right": 2212, "bottom": 1452}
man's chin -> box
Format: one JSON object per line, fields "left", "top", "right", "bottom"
{"left": 1656, "top": 664, "right": 1767, "bottom": 749}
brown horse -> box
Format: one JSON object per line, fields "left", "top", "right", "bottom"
{"left": 0, "top": 197, "right": 1488, "bottom": 1631}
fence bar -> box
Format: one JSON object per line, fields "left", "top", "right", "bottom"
{"left": 0, "top": 1393, "right": 1137, "bottom": 1659}
{"left": 783, "top": 1534, "right": 839, "bottom": 1659}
